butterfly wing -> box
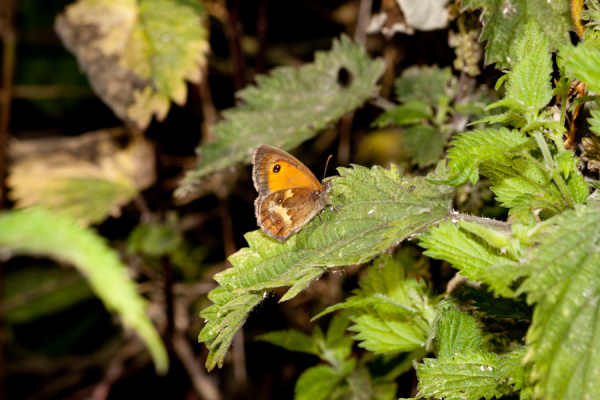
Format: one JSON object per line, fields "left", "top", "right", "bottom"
{"left": 253, "top": 145, "right": 322, "bottom": 196}
{"left": 255, "top": 186, "right": 329, "bottom": 241}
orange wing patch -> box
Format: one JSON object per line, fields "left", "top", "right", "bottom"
{"left": 263, "top": 159, "right": 321, "bottom": 192}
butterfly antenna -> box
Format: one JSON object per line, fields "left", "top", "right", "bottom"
{"left": 324, "top": 154, "right": 333, "bottom": 179}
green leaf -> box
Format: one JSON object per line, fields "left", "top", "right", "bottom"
{"left": 295, "top": 365, "right": 344, "bottom": 400}
{"left": 394, "top": 66, "right": 454, "bottom": 106}
{"left": 316, "top": 256, "right": 436, "bottom": 354}
{"left": 489, "top": 18, "right": 553, "bottom": 115}
{"left": 372, "top": 101, "right": 433, "bottom": 127}
{"left": 199, "top": 163, "right": 455, "bottom": 370}
{"left": 444, "top": 127, "right": 532, "bottom": 185}
{"left": 559, "top": 43, "right": 600, "bottom": 92}
{"left": 462, "top": 0, "right": 571, "bottom": 69}
{"left": 515, "top": 204, "right": 600, "bottom": 400}
{"left": 128, "top": 221, "right": 182, "bottom": 257}
{"left": 257, "top": 330, "right": 320, "bottom": 356}
{"left": 403, "top": 125, "right": 447, "bottom": 168}
{"left": 0, "top": 207, "right": 168, "bottom": 374}
{"left": 498, "top": 347, "right": 533, "bottom": 399}
{"left": 176, "top": 35, "right": 385, "bottom": 196}
{"left": 589, "top": 107, "right": 600, "bottom": 135}
{"left": 322, "top": 314, "right": 354, "bottom": 365}
{"left": 480, "top": 157, "right": 565, "bottom": 219}
{"left": 419, "top": 220, "right": 513, "bottom": 281}
{"left": 417, "top": 306, "right": 511, "bottom": 400}
{"left": 56, "top": 0, "right": 208, "bottom": 129}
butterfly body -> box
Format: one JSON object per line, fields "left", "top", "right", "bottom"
{"left": 252, "top": 145, "right": 332, "bottom": 242}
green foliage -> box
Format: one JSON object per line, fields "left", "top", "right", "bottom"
{"left": 462, "top": 0, "right": 571, "bottom": 68}
{"left": 199, "top": 163, "right": 455, "bottom": 370}
{"left": 416, "top": 305, "right": 527, "bottom": 400}
{"left": 444, "top": 128, "right": 533, "bottom": 186}
{"left": 559, "top": 42, "right": 600, "bottom": 92}
{"left": 419, "top": 220, "right": 515, "bottom": 281}
{"left": 515, "top": 205, "right": 600, "bottom": 400}
{"left": 445, "top": 20, "right": 587, "bottom": 223}
{"left": 394, "top": 66, "right": 454, "bottom": 106}
{"left": 314, "top": 256, "right": 436, "bottom": 354}
{"left": 489, "top": 19, "right": 553, "bottom": 120}
{"left": 261, "top": 315, "right": 397, "bottom": 400}
{"left": 176, "top": 35, "right": 385, "bottom": 196}
{"left": 373, "top": 66, "right": 466, "bottom": 168}
{"left": 402, "top": 125, "right": 447, "bottom": 168}
{"left": 0, "top": 207, "right": 168, "bottom": 374}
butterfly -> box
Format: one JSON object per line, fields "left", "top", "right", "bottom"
{"left": 252, "top": 144, "right": 332, "bottom": 242}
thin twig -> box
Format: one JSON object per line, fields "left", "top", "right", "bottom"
{"left": 173, "top": 334, "right": 222, "bottom": 400}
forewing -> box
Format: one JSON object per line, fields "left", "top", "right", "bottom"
{"left": 252, "top": 145, "right": 322, "bottom": 196}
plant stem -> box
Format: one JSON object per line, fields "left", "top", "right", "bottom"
{"left": 532, "top": 130, "right": 574, "bottom": 208}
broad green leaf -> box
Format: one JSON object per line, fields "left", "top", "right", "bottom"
{"left": 372, "top": 101, "right": 432, "bottom": 127}
{"left": 394, "top": 66, "right": 454, "bottom": 106}
{"left": 295, "top": 365, "right": 343, "bottom": 400}
{"left": 315, "top": 257, "right": 435, "bottom": 354}
{"left": 403, "top": 125, "right": 447, "bottom": 168}
{"left": 56, "top": 0, "right": 208, "bottom": 129}
{"left": 417, "top": 351, "right": 505, "bottom": 400}
{"left": 489, "top": 18, "right": 553, "bottom": 115}
{"left": 480, "top": 157, "right": 571, "bottom": 219}
{"left": 176, "top": 35, "right": 385, "bottom": 196}
{"left": 322, "top": 314, "right": 354, "bottom": 365}
{"left": 419, "top": 220, "right": 513, "bottom": 281}
{"left": 515, "top": 204, "right": 600, "bottom": 400}
{"left": 417, "top": 307, "right": 511, "bottom": 400}
{"left": 257, "top": 330, "right": 319, "bottom": 356}
{"left": 444, "top": 128, "right": 532, "bottom": 185}
{"left": 199, "top": 163, "right": 455, "bottom": 370}
{"left": 559, "top": 43, "right": 600, "bottom": 92}
{"left": 435, "top": 305, "right": 484, "bottom": 357}
{"left": 462, "top": 0, "right": 571, "bottom": 69}
{"left": 0, "top": 207, "right": 168, "bottom": 374}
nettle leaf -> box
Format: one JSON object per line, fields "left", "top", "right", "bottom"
{"left": 515, "top": 204, "right": 600, "bottom": 400}
{"left": 480, "top": 157, "right": 568, "bottom": 219}
{"left": 55, "top": 0, "right": 208, "bottom": 129}
{"left": 372, "top": 101, "right": 433, "bottom": 127}
{"left": 177, "top": 35, "right": 385, "bottom": 196}
{"left": 489, "top": 18, "right": 553, "bottom": 115}
{"left": 559, "top": 43, "right": 600, "bottom": 92}
{"left": 295, "top": 364, "right": 344, "bottom": 400}
{"left": 199, "top": 163, "right": 455, "bottom": 370}
{"left": 498, "top": 347, "right": 533, "bottom": 399}
{"left": 462, "top": 0, "right": 571, "bottom": 69}
{"left": 257, "top": 329, "right": 320, "bottom": 357}
{"left": 444, "top": 128, "right": 532, "bottom": 185}
{"left": 416, "top": 306, "right": 511, "bottom": 400}
{"left": 419, "top": 220, "right": 514, "bottom": 281}
{"left": 588, "top": 107, "right": 600, "bottom": 135}
{"left": 315, "top": 257, "right": 436, "bottom": 354}
{"left": 394, "top": 66, "right": 454, "bottom": 106}
{"left": 0, "top": 207, "right": 168, "bottom": 374}
{"left": 403, "top": 125, "right": 447, "bottom": 168}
